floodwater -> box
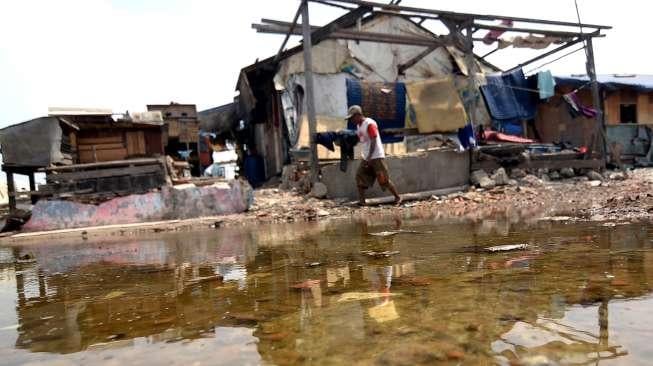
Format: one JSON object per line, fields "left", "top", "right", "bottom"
{"left": 1, "top": 218, "right": 653, "bottom": 365}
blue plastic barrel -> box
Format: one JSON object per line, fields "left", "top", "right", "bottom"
{"left": 244, "top": 155, "right": 265, "bottom": 187}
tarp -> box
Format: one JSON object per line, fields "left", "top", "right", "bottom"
{"left": 0, "top": 117, "right": 64, "bottom": 167}
{"left": 346, "top": 79, "right": 405, "bottom": 143}
{"left": 406, "top": 77, "right": 468, "bottom": 133}
{"left": 198, "top": 103, "right": 237, "bottom": 133}
{"left": 555, "top": 74, "right": 653, "bottom": 93}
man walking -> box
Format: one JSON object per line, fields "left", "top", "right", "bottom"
{"left": 346, "top": 105, "right": 402, "bottom": 206}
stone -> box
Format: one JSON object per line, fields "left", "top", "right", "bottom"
{"left": 609, "top": 172, "right": 627, "bottom": 181}
{"left": 309, "top": 182, "right": 328, "bottom": 199}
{"left": 536, "top": 168, "right": 549, "bottom": 179}
{"left": 471, "top": 170, "right": 490, "bottom": 186}
{"left": 521, "top": 175, "right": 543, "bottom": 187}
{"left": 548, "top": 171, "right": 561, "bottom": 180}
{"left": 479, "top": 177, "right": 496, "bottom": 189}
{"left": 510, "top": 168, "right": 527, "bottom": 179}
{"left": 586, "top": 170, "right": 604, "bottom": 182}
{"left": 491, "top": 168, "right": 510, "bottom": 186}
{"left": 316, "top": 209, "right": 330, "bottom": 217}
{"left": 446, "top": 350, "right": 465, "bottom": 361}
{"left": 587, "top": 180, "right": 601, "bottom": 187}
{"left": 471, "top": 170, "right": 495, "bottom": 189}
{"left": 591, "top": 214, "right": 606, "bottom": 221}
{"left": 560, "top": 167, "right": 575, "bottom": 178}
{"left": 508, "top": 179, "right": 519, "bottom": 186}
{"left": 518, "top": 355, "right": 559, "bottom": 366}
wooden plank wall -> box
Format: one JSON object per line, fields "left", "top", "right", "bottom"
{"left": 76, "top": 129, "right": 159, "bottom": 163}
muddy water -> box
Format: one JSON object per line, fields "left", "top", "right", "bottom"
{"left": 1, "top": 219, "right": 653, "bottom": 365}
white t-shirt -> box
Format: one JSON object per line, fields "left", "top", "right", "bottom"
{"left": 356, "top": 117, "right": 385, "bottom": 160}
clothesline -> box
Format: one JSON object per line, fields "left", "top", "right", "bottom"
{"left": 525, "top": 46, "right": 587, "bottom": 74}
{"left": 485, "top": 79, "right": 592, "bottom": 97}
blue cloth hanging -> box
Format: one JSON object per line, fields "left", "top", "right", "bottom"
{"left": 502, "top": 68, "right": 536, "bottom": 119}
{"left": 346, "top": 79, "right": 405, "bottom": 143}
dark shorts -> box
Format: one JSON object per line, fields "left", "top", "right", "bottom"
{"left": 356, "top": 158, "right": 391, "bottom": 189}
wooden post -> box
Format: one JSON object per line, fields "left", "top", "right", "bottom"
{"left": 6, "top": 170, "right": 16, "bottom": 213}
{"left": 585, "top": 37, "right": 608, "bottom": 165}
{"left": 301, "top": 0, "right": 319, "bottom": 181}
{"left": 28, "top": 172, "right": 37, "bottom": 204}
{"left": 463, "top": 22, "right": 477, "bottom": 167}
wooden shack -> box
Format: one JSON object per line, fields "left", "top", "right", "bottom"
{"left": 147, "top": 103, "right": 201, "bottom": 175}
{"left": 0, "top": 108, "right": 169, "bottom": 211}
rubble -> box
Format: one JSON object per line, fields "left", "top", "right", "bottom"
{"left": 560, "top": 167, "right": 576, "bottom": 178}
{"left": 586, "top": 170, "right": 605, "bottom": 182}
{"left": 491, "top": 168, "right": 510, "bottom": 186}
{"left": 521, "top": 175, "right": 544, "bottom": 187}
{"left": 310, "top": 182, "right": 328, "bottom": 199}
{"left": 471, "top": 170, "right": 495, "bottom": 189}
{"left": 548, "top": 170, "right": 561, "bottom": 181}
{"left": 510, "top": 168, "right": 527, "bottom": 179}
{"left": 8, "top": 167, "right": 653, "bottom": 239}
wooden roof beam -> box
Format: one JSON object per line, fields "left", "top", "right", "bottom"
{"left": 254, "top": 22, "right": 449, "bottom": 47}
{"left": 472, "top": 23, "right": 594, "bottom": 38}
{"left": 315, "top": 0, "right": 611, "bottom": 30}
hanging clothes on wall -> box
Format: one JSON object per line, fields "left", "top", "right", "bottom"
{"left": 346, "top": 79, "right": 406, "bottom": 143}
{"left": 480, "top": 68, "right": 536, "bottom": 136}
{"left": 563, "top": 92, "right": 597, "bottom": 118}
{"left": 537, "top": 70, "right": 556, "bottom": 99}
{"left": 502, "top": 68, "right": 537, "bottom": 120}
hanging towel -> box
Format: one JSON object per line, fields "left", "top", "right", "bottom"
{"left": 346, "top": 79, "right": 405, "bottom": 143}
{"left": 405, "top": 77, "right": 468, "bottom": 133}
{"left": 537, "top": 70, "right": 556, "bottom": 99}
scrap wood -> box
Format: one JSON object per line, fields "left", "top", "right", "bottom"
{"left": 361, "top": 250, "right": 400, "bottom": 258}
{"left": 185, "top": 275, "right": 223, "bottom": 286}
{"left": 368, "top": 229, "right": 432, "bottom": 237}
{"left": 347, "top": 185, "right": 469, "bottom": 206}
{"left": 484, "top": 244, "right": 529, "bottom": 252}
{"left": 337, "top": 292, "right": 402, "bottom": 303}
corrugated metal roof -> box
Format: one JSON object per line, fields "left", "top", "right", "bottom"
{"left": 555, "top": 74, "right": 653, "bottom": 92}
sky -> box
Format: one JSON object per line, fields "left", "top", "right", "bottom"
{"left": 0, "top": 0, "right": 650, "bottom": 129}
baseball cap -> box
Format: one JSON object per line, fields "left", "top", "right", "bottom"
{"left": 345, "top": 105, "right": 363, "bottom": 120}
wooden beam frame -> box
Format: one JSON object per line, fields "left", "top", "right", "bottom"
{"left": 316, "top": 0, "right": 611, "bottom": 30}
{"left": 254, "top": 22, "right": 448, "bottom": 47}
{"left": 505, "top": 36, "right": 587, "bottom": 74}
{"left": 274, "top": 3, "right": 304, "bottom": 62}
{"left": 397, "top": 44, "right": 440, "bottom": 75}
{"left": 300, "top": 0, "right": 320, "bottom": 181}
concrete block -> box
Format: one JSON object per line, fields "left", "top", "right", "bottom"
{"left": 321, "top": 149, "right": 470, "bottom": 200}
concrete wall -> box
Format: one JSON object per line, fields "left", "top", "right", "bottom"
{"left": 320, "top": 148, "right": 470, "bottom": 200}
